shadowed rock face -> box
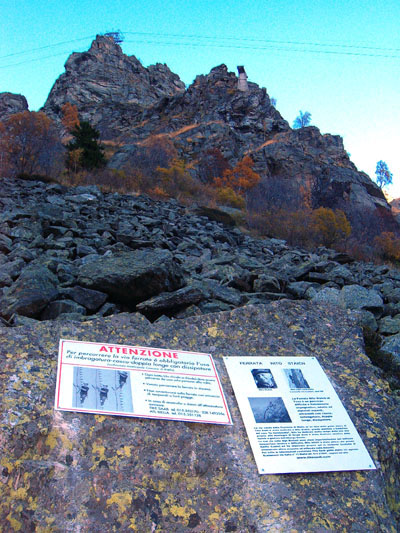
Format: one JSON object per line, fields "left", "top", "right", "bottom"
{"left": 0, "top": 302, "right": 399, "bottom": 531}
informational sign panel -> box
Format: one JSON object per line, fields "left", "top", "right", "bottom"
{"left": 55, "top": 339, "right": 232, "bottom": 425}
{"left": 224, "top": 356, "right": 376, "bottom": 474}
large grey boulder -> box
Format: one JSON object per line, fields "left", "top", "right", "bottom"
{"left": 0, "top": 264, "right": 58, "bottom": 319}
{"left": 380, "top": 334, "right": 400, "bottom": 371}
{"left": 77, "top": 249, "right": 185, "bottom": 305}
{"left": 339, "top": 285, "right": 383, "bottom": 313}
{"left": 136, "top": 284, "right": 209, "bottom": 315}
{"left": 0, "top": 302, "right": 398, "bottom": 531}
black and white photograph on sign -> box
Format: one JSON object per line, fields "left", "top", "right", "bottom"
{"left": 224, "top": 356, "right": 376, "bottom": 474}
{"left": 249, "top": 397, "right": 292, "bottom": 423}
{"left": 251, "top": 368, "right": 277, "bottom": 389}
{"left": 73, "top": 367, "right": 133, "bottom": 412}
{"left": 284, "top": 368, "right": 310, "bottom": 389}
{"left": 55, "top": 339, "right": 232, "bottom": 425}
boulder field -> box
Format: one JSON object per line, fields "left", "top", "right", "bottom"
{"left": 1, "top": 177, "right": 400, "bottom": 376}
{"left": 0, "top": 177, "right": 400, "bottom": 531}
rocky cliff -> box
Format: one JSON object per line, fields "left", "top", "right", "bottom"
{"left": 0, "top": 36, "right": 397, "bottom": 235}
{"left": 42, "top": 35, "right": 185, "bottom": 139}
{"left": 38, "top": 35, "right": 394, "bottom": 235}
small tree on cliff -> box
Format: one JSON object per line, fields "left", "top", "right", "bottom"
{"left": 61, "top": 102, "right": 80, "bottom": 132}
{"left": 214, "top": 155, "right": 261, "bottom": 196}
{"left": 293, "top": 110, "right": 312, "bottom": 129}
{"left": 375, "top": 160, "right": 393, "bottom": 189}
{"left": 67, "top": 121, "right": 106, "bottom": 170}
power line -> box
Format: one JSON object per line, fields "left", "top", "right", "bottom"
{"left": 124, "top": 30, "right": 400, "bottom": 53}
{"left": 1, "top": 31, "right": 399, "bottom": 71}
{"left": 123, "top": 38, "right": 400, "bottom": 59}
{"left": 0, "top": 51, "right": 80, "bottom": 70}
{"left": 0, "top": 35, "right": 95, "bottom": 60}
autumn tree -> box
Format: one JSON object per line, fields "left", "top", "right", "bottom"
{"left": 154, "top": 158, "right": 200, "bottom": 199}
{"left": 214, "top": 155, "right": 260, "bottom": 196}
{"left": 312, "top": 207, "right": 351, "bottom": 247}
{"left": 67, "top": 121, "right": 106, "bottom": 170}
{"left": 61, "top": 102, "right": 80, "bottom": 132}
{"left": 198, "top": 148, "right": 231, "bottom": 183}
{"left": 0, "top": 111, "right": 63, "bottom": 177}
{"left": 373, "top": 232, "right": 400, "bottom": 262}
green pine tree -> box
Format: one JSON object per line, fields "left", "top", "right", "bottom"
{"left": 67, "top": 121, "right": 106, "bottom": 170}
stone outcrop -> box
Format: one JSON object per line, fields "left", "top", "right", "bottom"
{"left": 0, "top": 301, "right": 399, "bottom": 531}
{"left": 38, "top": 36, "right": 396, "bottom": 232}
{"left": 42, "top": 35, "right": 185, "bottom": 138}
{"left": 0, "top": 92, "right": 28, "bottom": 120}
{"left": 107, "top": 65, "right": 392, "bottom": 234}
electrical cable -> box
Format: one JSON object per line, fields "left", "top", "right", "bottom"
{"left": 1, "top": 31, "right": 399, "bottom": 70}
{"left": 0, "top": 35, "right": 96, "bottom": 60}
{"left": 123, "top": 38, "right": 400, "bottom": 59}
{"left": 123, "top": 30, "right": 400, "bottom": 53}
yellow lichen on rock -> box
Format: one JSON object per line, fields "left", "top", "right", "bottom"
{"left": 106, "top": 492, "right": 132, "bottom": 514}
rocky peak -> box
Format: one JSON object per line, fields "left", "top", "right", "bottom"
{"left": 42, "top": 35, "right": 185, "bottom": 138}
{"left": 2, "top": 35, "right": 397, "bottom": 236}
{"left": 87, "top": 33, "right": 125, "bottom": 55}
{"left": 0, "top": 92, "right": 28, "bottom": 121}
{"left": 128, "top": 63, "right": 289, "bottom": 163}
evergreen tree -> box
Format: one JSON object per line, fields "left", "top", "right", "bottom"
{"left": 67, "top": 121, "right": 106, "bottom": 170}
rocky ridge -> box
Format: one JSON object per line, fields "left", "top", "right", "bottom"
{"left": 1, "top": 177, "right": 400, "bottom": 383}
{"left": 36, "top": 35, "right": 394, "bottom": 234}
{"left": 0, "top": 36, "right": 395, "bottom": 235}
{"left": 42, "top": 35, "right": 185, "bottom": 139}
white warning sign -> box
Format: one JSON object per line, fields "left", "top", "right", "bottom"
{"left": 55, "top": 339, "right": 231, "bottom": 425}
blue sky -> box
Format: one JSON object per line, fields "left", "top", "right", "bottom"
{"left": 1, "top": 0, "right": 399, "bottom": 195}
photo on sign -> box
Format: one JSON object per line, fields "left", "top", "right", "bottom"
{"left": 73, "top": 366, "right": 133, "bottom": 412}
{"left": 248, "top": 397, "right": 292, "bottom": 424}
{"left": 284, "top": 368, "right": 310, "bottom": 389}
{"left": 251, "top": 368, "right": 277, "bottom": 390}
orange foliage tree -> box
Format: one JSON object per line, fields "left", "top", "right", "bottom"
{"left": 312, "top": 207, "right": 351, "bottom": 247}
{"left": 214, "top": 155, "right": 260, "bottom": 197}
{"left": 154, "top": 158, "right": 200, "bottom": 200}
{"left": 373, "top": 232, "right": 400, "bottom": 262}
{"left": 61, "top": 102, "right": 80, "bottom": 132}
{"left": 0, "top": 111, "right": 63, "bottom": 177}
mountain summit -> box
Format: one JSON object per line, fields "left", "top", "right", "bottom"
{"left": 40, "top": 35, "right": 394, "bottom": 235}
{"left": 43, "top": 35, "right": 185, "bottom": 138}
{"left": 0, "top": 35, "right": 393, "bottom": 237}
